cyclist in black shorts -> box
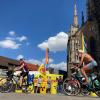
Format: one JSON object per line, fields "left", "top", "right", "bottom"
{"left": 14, "top": 59, "right": 29, "bottom": 87}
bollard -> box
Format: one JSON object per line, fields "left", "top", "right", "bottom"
{"left": 90, "top": 92, "right": 97, "bottom": 97}
{"left": 27, "top": 84, "right": 34, "bottom": 94}
{"left": 51, "top": 80, "right": 57, "bottom": 94}
{"left": 15, "top": 89, "right": 22, "bottom": 93}
{"left": 40, "top": 79, "right": 47, "bottom": 94}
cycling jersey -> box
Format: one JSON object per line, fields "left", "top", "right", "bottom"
{"left": 20, "top": 61, "right": 28, "bottom": 72}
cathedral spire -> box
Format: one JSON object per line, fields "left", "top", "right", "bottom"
{"left": 73, "top": 0, "right": 78, "bottom": 27}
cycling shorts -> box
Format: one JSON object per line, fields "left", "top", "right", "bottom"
{"left": 87, "top": 60, "right": 98, "bottom": 69}
{"left": 20, "top": 71, "right": 28, "bottom": 77}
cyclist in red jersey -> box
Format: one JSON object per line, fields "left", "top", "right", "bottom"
{"left": 14, "top": 59, "right": 29, "bottom": 87}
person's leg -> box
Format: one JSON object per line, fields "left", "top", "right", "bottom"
{"left": 37, "top": 87, "right": 40, "bottom": 93}
{"left": 34, "top": 86, "right": 36, "bottom": 93}
{"left": 48, "top": 88, "right": 50, "bottom": 93}
{"left": 59, "top": 85, "right": 62, "bottom": 93}
{"left": 38, "top": 87, "right": 40, "bottom": 93}
{"left": 81, "top": 66, "right": 90, "bottom": 83}
{"left": 20, "top": 76, "right": 23, "bottom": 87}
{"left": 58, "top": 85, "right": 59, "bottom": 93}
{"left": 26, "top": 72, "right": 29, "bottom": 85}
{"left": 81, "top": 60, "right": 98, "bottom": 84}
{"left": 47, "top": 88, "right": 49, "bottom": 93}
{"left": 37, "top": 84, "right": 40, "bottom": 93}
{"left": 36, "top": 86, "right": 38, "bottom": 93}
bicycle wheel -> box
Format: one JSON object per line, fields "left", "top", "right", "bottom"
{"left": 81, "top": 87, "right": 90, "bottom": 96}
{"left": 93, "top": 79, "right": 100, "bottom": 97}
{"left": 0, "top": 78, "right": 14, "bottom": 93}
{"left": 0, "top": 77, "right": 7, "bottom": 92}
{"left": 95, "top": 90, "right": 100, "bottom": 97}
{"left": 63, "top": 78, "right": 81, "bottom": 96}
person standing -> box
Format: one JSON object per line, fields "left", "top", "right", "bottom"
{"left": 58, "top": 76, "right": 63, "bottom": 93}
{"left": 46, "top": 77, "right": 51, "bottom": 93}
{"left": 34, "top": 77, "right": 38, "bottom": 93}
{"left": 37, "top": 75, "right": 42, "bottom": 93}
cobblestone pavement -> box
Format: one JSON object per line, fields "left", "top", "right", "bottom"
{"left": 0, "top": 93, "right": 99, "bottom": 100}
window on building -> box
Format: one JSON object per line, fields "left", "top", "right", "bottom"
{"left": 90, "top": 37, "right": 96, "bottom": 60}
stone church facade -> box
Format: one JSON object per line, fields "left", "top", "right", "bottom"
{"left": 67, "top": 2, "right": 82, "bottom": 77}
{"left": 85, "top": 0, "right": 100, "bottom": 70}
{"left": 67, "top": 0, "right": 100, "bottom": 78}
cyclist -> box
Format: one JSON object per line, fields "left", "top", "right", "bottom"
{"left": 14, "top": 59, "right": 29, "bottom": 88}
{"left": 78, "top": 50, "right": 98, "bottom": 84}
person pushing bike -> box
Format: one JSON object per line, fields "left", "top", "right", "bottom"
{"left": 78, "top": 50, "right": 98, "bottom": 84}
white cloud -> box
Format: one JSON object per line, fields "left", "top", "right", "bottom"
{"left": 17, "top": 55, "right": 24, "bottom": 60}
{"left": 49, "top": 62, "right": 67, "bottom": 71}
{"left": 5, "top": 37, "right": 15, "bottom": 40}
{"left": 9, "top": 31, "right": 16, "bottom": 36}
{"left": 17, "top": 36, "right": 27, "bottom": 42}
{"left": 42, "top": 58, "right": 54, "bottom": 63}
{"left": 17, "top": 57, "right": 67, "bottom": 71}
{"left": 8, "top": 31, "right": 28, "bottom": 42}
{"left": 26, "top": 58, "right": 54, "bottom": 65}
{"left": 0, "top": 31, "right": 29, "bottom": 50}
{"left": 38, "top": 32, "right": 68, "bottom": 52}
{"left": 27, "top": 59, "right": 42, "bottom": 65}
{"left": 0, "top": 39, "right": 21, "bottom": 49}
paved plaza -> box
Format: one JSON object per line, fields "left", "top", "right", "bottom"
{"left": 0, "top": 93, "right": 99, "bottom": 100}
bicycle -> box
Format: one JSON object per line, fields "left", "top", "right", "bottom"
{"left": 0, "top": 69, "right": 34, "bottom": 93}
{"left": 63, "top": 66, "right": 100, "bottom": 97}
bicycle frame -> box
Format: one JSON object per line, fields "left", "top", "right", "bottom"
{"left": 73, "top": 70, "right": 100, "bottom": 92}
{"left": 12, "top": 75, "right": 20, "bottom": 86}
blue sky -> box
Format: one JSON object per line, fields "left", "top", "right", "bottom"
{"left": 0, "top": 0, "right": 86, "bottom": 71}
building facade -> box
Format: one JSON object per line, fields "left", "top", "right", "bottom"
{"left": 0, "top": 56, "right": 39, "bottom": 75}
{"left": 67, "top": 2, "right": 83, "bottom": 78}
{"left": 85, "top": 0, "right": 100, "bottom": 69}
{"left": 67, "top": 0, "right": 100, "bottom": 78}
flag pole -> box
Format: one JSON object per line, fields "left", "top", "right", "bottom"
{"left": 45, "top": 48, "right": 49, "bottom": 70}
